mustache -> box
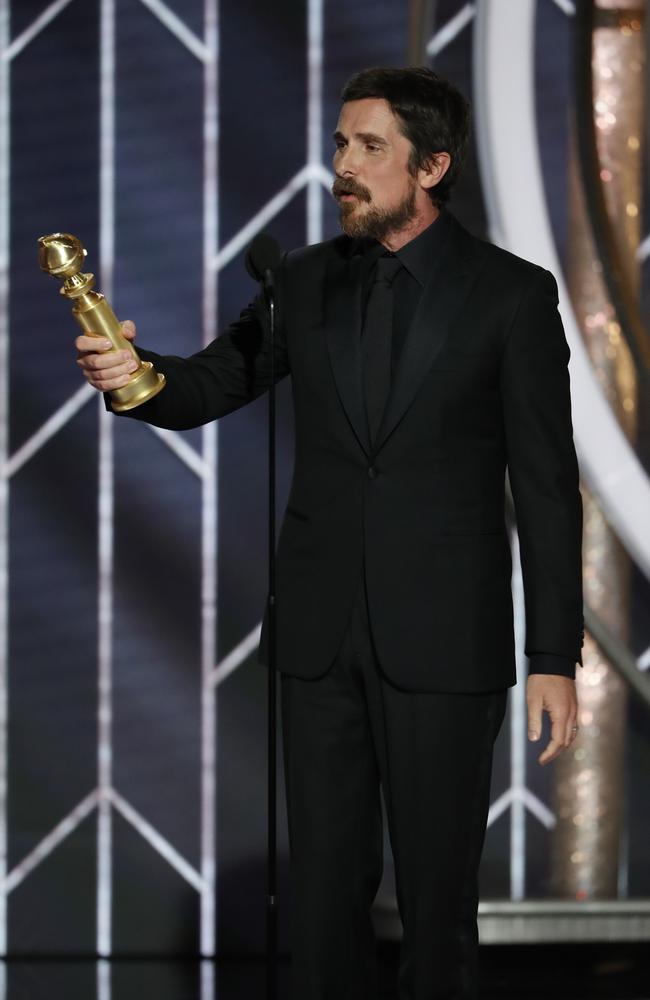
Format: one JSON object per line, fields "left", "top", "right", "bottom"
{"left": 331, "top": 177, "right": 372, "bottom": 203}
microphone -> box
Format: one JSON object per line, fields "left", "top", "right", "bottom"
{"left": 245, "top": 232, "right": 281, "bottom": 292}
{"left": 245, "top": 231, "right": 283, "bottom": 995}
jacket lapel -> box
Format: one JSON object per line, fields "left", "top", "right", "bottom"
{"left": 372, "top": 216, "right": 484, "bottom": 455}
{"left": 324, "top": 245, "right": 371, "bottom": 455}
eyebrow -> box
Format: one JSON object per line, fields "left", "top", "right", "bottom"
{"left": 333, "top": 130, "right": 389, "bottom": 147}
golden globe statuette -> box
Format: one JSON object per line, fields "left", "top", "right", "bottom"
{"left": 37, "top": 232, "right": 165, "bottom": 412}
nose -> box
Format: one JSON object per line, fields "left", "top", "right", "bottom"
{"left": 335, "top": 145, "right": 357, "bottom": 176}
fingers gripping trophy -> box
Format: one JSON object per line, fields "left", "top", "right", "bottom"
{"left": 37, "top": 232, "right": 165, "bottom": 411}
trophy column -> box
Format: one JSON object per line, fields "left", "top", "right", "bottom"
{"left": 38, "top": 232, "right": 166, "bottom": 412}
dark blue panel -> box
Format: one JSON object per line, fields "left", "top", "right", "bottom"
{"left": 8, "top": 409, "right": 98, "bottom": 869}
{"left": 112, "top": 810, "right": 200, "bottom": 953}
{"left": 113, "top": 419, "right": 202, "bottom": 868}
{"left": 9, "top": 0, "right": 100, "bottom": 452}
{"left": 219, "top": 0, "right": 307, "bottom": 245}
{"left": 9, "top": 0, "right": 69, "bottom": 41}
{"left": 114, "top": 0, "right": 204, "bottom": 355}
{"left": 8, "top": 815, "right": 96, "bottom": 954}
{"left": 139, "top": 0, "right": 204, "bottom": 42}
{"left": 114, "top": 0, "right": 205, "bottom": 454}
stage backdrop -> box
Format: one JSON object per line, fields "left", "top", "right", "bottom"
{"left": 0, "top": 0, "right": 648, "bottom": 961}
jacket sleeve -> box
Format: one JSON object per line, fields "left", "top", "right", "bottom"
{"left": 500, "top": 267, "right": 584, "bottom": 672}
{"left": 106, "top": 289, "right": 290, "bottom": 431}
{"left": 528, "top": 651, "right": 577, "bottom": 679}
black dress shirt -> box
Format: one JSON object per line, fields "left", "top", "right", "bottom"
{"left": 358, "top": 209, "right": 577, "bottom": 681}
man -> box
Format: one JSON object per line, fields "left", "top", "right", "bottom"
{"left": 77, "top": 68, "right": 583, "bottom": 1000}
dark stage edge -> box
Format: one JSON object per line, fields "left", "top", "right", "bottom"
{"left": 1, "top": 943, "right": 649, "bottom": 999}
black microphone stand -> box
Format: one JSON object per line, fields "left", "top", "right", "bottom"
{"left": 263, "top": 265, "right": 278, "bottom": 1000}
{"left": 245, "top": 234, "right": 281, "bottom": 1000}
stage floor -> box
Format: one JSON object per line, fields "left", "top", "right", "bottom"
{"left": 1, "top": 943, "right": 648, "bottom": 999}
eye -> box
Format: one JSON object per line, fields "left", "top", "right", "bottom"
{"left": 334, "top": 139, "right": 346, "bottom": 151}
{"left": 365, "top": 143, "right": 381, "bottom": 153}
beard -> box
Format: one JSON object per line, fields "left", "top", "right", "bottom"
{"left": 332, "top": 176, "right": 418, "bottom": 242}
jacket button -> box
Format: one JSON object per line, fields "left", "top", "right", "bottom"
{"left": 367, "top": 465, "right": 377, "bottom": 479}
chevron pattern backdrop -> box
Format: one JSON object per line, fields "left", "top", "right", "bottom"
{"left": 0, "top": 0, "right": 648, "bottom": 977}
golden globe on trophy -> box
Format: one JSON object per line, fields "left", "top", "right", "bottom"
{"left": 37, "top": 233, "right": 166, "bottom": 412}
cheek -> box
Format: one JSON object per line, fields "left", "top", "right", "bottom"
{"left": 371, "top": 171, "right": 409, "bottom": 205}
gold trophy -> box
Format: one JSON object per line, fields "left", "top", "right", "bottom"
{"left": 38, "top": 232, "right": 165, "bottom": 412}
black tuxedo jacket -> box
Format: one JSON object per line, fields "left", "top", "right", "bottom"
{"left": 115, "top": 211, "right": 584, "bottom": 693}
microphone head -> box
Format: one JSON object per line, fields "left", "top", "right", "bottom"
{"left": 245, "top": 232, "right": 282, "bottom": 282}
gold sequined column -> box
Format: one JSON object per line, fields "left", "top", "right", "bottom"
{"left": 550, "top": 1, "right": 644, "bottom": 899}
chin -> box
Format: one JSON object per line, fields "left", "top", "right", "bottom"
{"left": 338, "top": 205, "right": 372, "bottom": 239}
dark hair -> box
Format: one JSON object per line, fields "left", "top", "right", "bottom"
{"left": 340, "top": 66, "right": 470, "bottom": 208}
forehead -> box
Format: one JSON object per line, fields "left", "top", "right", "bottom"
{"left": 336, "top": 97, "right": 402, "bottom": 139}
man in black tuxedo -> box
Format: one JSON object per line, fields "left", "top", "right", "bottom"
{"left": 77, "top": 68, "right": 583, "bottom": 1000}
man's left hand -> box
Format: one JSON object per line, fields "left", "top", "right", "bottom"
{"left": 526, "top": 674, "right": 579, "bottom": 766}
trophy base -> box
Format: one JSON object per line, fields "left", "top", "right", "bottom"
{"left": 110, "top": 362, "right": 166, "bottom": 413}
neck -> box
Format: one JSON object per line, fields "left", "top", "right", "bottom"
{"left": 380, "top": 203, "right": 440, "bottom": 252}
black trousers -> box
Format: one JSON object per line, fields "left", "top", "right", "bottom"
{"left": 280, "top": 573, "right": 508, "bottom": 1000}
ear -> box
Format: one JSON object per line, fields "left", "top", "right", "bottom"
{"left": 418, "top": 152, "right": 451, "bottom": 192}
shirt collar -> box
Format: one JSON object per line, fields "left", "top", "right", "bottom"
{"left": 359, "top": 207, "right": 451, "bottom": 287}
{"left": 394, "top": 208, "right": 451, "bottom": 286}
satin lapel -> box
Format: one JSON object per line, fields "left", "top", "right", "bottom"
{"left": 373, "top": 220, "right": 483, "bottom": 455}
{"left": 324, "top": 249, "right": 370, "bottom": 455}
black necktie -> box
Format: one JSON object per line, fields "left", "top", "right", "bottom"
{"left": 361, "top": 254, "right": 402, "bottom": 442}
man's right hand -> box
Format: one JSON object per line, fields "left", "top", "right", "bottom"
{"left": 76, "top": 319, "right": 139, "bottom": 393}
